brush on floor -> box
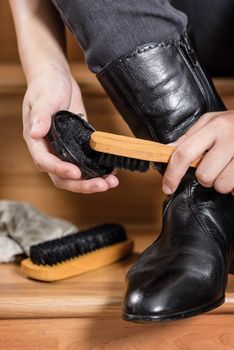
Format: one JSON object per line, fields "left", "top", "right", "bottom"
{"left": 21, "top": 223, "right": 134, "bottom": 281}
{"left": 46, "top": 110, "right": 203, "bottom": 180}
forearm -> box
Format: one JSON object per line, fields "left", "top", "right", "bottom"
{"left": 9, "top": 0, "right": 70, "bottom": 83}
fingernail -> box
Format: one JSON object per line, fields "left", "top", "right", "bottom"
{"left": 31, "top": 121, "right": 40, "bottom": 133}
{"left": 110, "top": 178, "right": 119, "bottom": 188}
{"left": 162, "top": 184, "right": 173, "bottom": 194}
{"left": 31, "top": 126, "right": 38, "bottom": 134}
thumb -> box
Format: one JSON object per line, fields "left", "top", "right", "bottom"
{"left": 30, "top": 102, "right": 58, "bottom": 139}
{"left": 69, "top": 78, "right": 87, "bottom": 118}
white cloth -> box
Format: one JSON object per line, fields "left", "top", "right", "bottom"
{"left": 0, "top": 200, "right": 78, "bottom": 262}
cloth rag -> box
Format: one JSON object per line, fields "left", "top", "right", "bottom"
{"left": 0, "top": 200, "right": 78, "bottom": 262}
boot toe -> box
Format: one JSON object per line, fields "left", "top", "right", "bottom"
{"left": 123, "top": 269, "right": 224, "bottom": 322}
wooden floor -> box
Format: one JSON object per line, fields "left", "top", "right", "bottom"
{"left": 1, "top": 230, "right": 234, "bottom": 350}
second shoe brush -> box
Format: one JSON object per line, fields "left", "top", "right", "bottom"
{"left": 47, "top": 110, "right": 202, "bottom": 179}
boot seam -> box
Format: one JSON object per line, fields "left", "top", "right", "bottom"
{"left": 188, "top": 183, "right": 226, "bottom": 295}
{"left": 98, "top": 34, "right": 188, "bottom": 76}
{"left": 177, "top": 46, "right": 212, "bottom": 111}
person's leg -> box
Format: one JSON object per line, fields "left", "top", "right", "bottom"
{"left": 50, "top": 0, "right": 234, "bottom": 321}
{"left": 96, "top": 32, "right": 234, "bottom": 322}
{"left": 52, "top": 0, "right": 234, "bottom": 76}
{"left": 51, "top": 0, "right": 187, "bottom": 72}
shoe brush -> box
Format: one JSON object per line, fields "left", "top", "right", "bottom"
{"left": 46, "top": 110, "right": 202, "bottom": 180}
{"left": 21, "top": 223, "right": 134, "bottom": 281}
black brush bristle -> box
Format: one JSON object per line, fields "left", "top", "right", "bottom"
{"left": 92, "top": 151, "right": 150, "bottom": 172}
{"left": 82, "top": 141, "right": 150, "bottom": 172}
{"left": 30, "top": 223, "right": 127, "bottom": 266}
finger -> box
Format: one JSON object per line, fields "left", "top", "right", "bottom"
{"left": 29, "top": 96, "right": 68, "bottom": 139}
{"left": 170, "top": 112, "right": 218, "bottom": 146}
{"left": 69, "top": 79, "right": 87, "bottom": 116}
{"left": 49, "top": 174, "right": 112, "bottom": 194}
{"left": 28, "top": 138, "right": 81, "bottom": 179}
{"left": 214, "top": 159, "right": 234, "bottom": 194}
{"left": 162, "top": 124, "right": 216, "bottom": 194}
{"left": 195, "top": 141, "right": 233, "bottom": 187}
{"left": 29, "top": 103, "right": 54, "bottom": 139}
{"left": 103, "top": 174, "right": 119, "bottom": 188}
{"left": 110, "top": 168, "right": 118, "bottom": 176}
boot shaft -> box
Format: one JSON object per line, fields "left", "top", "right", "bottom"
{"left": 97, "top": 32, "right": 225, "bottom": 144}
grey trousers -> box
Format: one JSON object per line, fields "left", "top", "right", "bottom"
{"left": 51, "top": 0, "right": 187, "bottom": 72}
{"left": 51, "top": 0, "right": 234, "bottom": 75}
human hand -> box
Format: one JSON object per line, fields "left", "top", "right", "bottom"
{"left": 23, "top": 66, "right": 119, "bottom": 193}
{"left": 162, "top": 110, "right": 234, "bottom": 195}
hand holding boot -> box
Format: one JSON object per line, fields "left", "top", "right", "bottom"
{"left": 163, "top": 110, "right": 234, "bottom": 195}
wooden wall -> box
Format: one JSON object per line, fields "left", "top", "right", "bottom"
{"left": 0, "top": 0, "right": 83, "bottom": 63}
{"left": 0, "top": 0, "right": 164, "bottom": 231}
{"left": 0, "top": 0, "right": 19, "bottom": 62}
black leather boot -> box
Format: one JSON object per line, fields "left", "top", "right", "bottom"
{"left": 97, "top": 31, "right": 234, "bottom": 321}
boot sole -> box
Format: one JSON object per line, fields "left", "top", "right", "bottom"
{"left": 122, "top": 297, "right": 225, "bottom": 323}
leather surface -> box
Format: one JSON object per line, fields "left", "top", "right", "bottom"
{"left": 98, "top": 32, "right": 234, "bottom": 320}
{"left": 123, "top": 175, "right": 234, "bottom": 319}
{"left": 98, "top": 32, "right": 224, "bottom": 144}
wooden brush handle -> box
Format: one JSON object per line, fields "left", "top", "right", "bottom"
{"left": 90, "top": 131, "right": 203, "bottom": 167}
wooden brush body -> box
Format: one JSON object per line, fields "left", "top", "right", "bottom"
{"left": 21, "top": 240, "right": 134, "bottom": 282}
{"left": 90, "top": 131, "right": 203, "bottom": 167}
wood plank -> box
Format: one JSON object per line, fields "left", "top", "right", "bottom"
{"left": 0, "top": 61, "right": 234, "bottom": 99}
{"left": 0, "top": 1, "right": 20, "bottom": 63}
{"left": 0, "top": 230, "right": 233, "bottom": 320}
{"left": 1, "top": 315, "right": 234, "bottom": 350}
{"left": 1, "top": 63, "right": 234, "bottom": 99}
{"left": 0, "top": 0, "right": 84, "bottom": 63}
{"left": 0, "top": 230, "right": 154, "bottom": 319}
{"left": 0, "top": 64, "right": 102, "bottom": 95}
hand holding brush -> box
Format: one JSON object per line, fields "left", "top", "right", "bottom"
{"left": 46, "top": 110, "right": 203, "bottom": 180}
